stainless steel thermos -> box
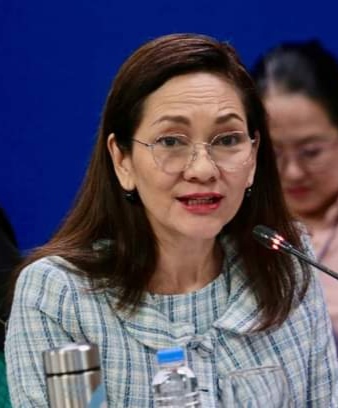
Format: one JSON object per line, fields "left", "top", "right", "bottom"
{"left": 43, "top": 342, "right": 107, "bottom": 408}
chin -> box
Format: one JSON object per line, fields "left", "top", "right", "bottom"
{"left": 179, "top": 224, "right": 224, "bottom": 241}
{"left": 290, "top": 204, "right": 322, "bottom": 218}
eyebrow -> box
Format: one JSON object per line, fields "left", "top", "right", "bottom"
{"left": 151, "top": 113, "right": 245, "bottom": 126}
{"left": 152, "top": 115, "right": 190, "bottom": 126}
{"left": 215, "top": 113, "right": 245, "bottom": 125}
{"left": 279, "top": 135, "right": 335, "bottom": 147}
{"left": 297, "top": 135, "right": 333, "bottom": 144}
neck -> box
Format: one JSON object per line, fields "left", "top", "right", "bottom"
{"left": 300, "top": 214, "right": 330, "bottom": 232}
{"left": 148, "top": 238, "right": 223, "bottom": 295}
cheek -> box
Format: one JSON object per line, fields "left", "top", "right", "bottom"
{"left": 226, "top": 167, "right": 254, "bottom": 190}
{"left": 130, "top": 153, "right": 159, "bottom": 190}
{"left": 138, "top": 182, "right": 168, "bottom": 203}
{"left": 133, "top": 170, "right": 176, "bottom": 207}
{"left": 220, "top": 173, "right": 250, "bottom": 214}
{"left": 312, "top": 164, "right": 338, "bottom": 186}
{"left": 313, "top": 172, "right": 338, "bottom": 197}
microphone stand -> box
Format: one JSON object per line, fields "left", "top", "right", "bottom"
{"left": 279, "top": 243, "right": 338, "bottom": 281}
{"left": 253, "top": 225, "right": 338, "bottom": 281}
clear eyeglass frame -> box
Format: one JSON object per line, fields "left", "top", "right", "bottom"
{"left": 274, "top": 138, "right": 338, "bottom": 172}
{"left": 133, "top": 131, "right": 258, "bottom": 175}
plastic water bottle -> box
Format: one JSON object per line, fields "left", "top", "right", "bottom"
{"left": 43, "top": 342, "right": 107, "bottom": 408}
{"left": 152, "top": 347, "right": 201, "bottom": 407}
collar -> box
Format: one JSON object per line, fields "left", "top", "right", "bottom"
{"left": 113, "top": 236, "right": 261, "bottom": 351}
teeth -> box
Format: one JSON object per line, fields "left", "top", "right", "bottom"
{"left": 186, "top": 197, "right": 215, "bottom": 205}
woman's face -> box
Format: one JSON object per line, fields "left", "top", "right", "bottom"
{"left": 264, "top": 92, "right": 338, "bottom": 218}
{"left": 109, "top": 72, "right": 258, "bottom": 245}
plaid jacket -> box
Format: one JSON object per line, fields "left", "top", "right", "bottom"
{"left": 5, "top": 236, "right": 338, "bottom": 407}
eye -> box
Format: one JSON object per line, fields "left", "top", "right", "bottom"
{"left": 299, "top": 145, "right": 324, "bottom": 159}
{"left": 212, "top": 132, "right": 246, "bottom": 146}
{"left": 155, "top": 135, "right": 189, "bottom": 148}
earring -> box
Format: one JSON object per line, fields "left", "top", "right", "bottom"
{"left": 245, "top": 187, "right": 252, "bottom": 198}
{"left": 123, "top": 189, "right": 138, "bottom": 203}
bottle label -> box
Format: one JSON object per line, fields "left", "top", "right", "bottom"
{"left": 88, "top": 383, "right": 107, "bottom": 408}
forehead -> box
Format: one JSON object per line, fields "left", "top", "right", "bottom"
{"left": 141, "top": 72, "right": 246, "bottom": 122}
{"left": 264, "top": 92, "right": 336, "bottom": 144}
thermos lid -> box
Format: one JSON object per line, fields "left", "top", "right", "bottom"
{"left": 43, "top": 342, "right": 100, "bottom": 375}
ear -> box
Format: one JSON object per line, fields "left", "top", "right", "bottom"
{"left": 247, "top": 131, "right": 260, "bottom": 187}
{"left": 107, "top": 133, "right": 136, "bottom": 191}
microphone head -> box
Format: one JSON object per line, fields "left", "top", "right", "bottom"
{"left": 252, "top": 225, "right": 289, "bottom": 252}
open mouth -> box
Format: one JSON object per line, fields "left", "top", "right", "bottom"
{"left": 177, "top": 196, "right": 222, "bottom": 205}
{"left": 176, "top": 193, "right": 224, "bottom": 210}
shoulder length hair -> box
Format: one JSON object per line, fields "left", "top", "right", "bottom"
{"left": 13, "top": 33, "right": 310, "bottom": 330}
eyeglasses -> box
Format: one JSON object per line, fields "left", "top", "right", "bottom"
{"left": 132, "top": 132, "right": 257, "bottom": 174}
{"left": 274, "top": 138, "right": 338, "bottom": 171}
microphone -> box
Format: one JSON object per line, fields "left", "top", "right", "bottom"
{"left": 252, "top": 225, "right": 338, "bottom": 281}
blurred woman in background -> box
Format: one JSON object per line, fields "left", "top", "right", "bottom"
{"left": 252, "top": 40, "right": 338, "bottom": 340}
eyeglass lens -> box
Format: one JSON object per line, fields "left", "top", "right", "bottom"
{"left": 152, "top": 132, "right": 255, "bottom": 174}
{"left": 274, "top": 139, "right": 338, "bottom": 170}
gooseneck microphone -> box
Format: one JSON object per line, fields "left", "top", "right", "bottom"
{"left": 252, "top": 225, "right": 338, "bottom": 281}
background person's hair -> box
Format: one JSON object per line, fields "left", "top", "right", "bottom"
{"left": 11, "top": 33, "right": 310, "bottom": 330}
{"left": 252, "top": 39, "right": 338, "bottom": 127}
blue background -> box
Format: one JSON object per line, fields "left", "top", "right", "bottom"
{"left": 1, "top": 0, "right": 337, "bottom": 250}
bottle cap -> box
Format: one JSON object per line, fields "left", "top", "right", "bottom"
{"left": 157, "top": 347, "right": 185, "bottom": 365}
{"left": 43, "top": 342, "right": 100, "bottom": 375}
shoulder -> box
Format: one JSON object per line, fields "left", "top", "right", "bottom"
{"left": 14, "top": 256, "right": 121, "bottom": 313}
{"left": 17, "top": 255, "right": 79, "bottom": 284}
{"left": 13, "top": 256, "right": 92, "bottom": 309}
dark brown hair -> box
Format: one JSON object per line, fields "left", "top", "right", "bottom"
{"left": 13, "top": 33, "right": 310, "bottom": 330}
{"left": 252, "top": 39, "right": 338, "bottom": 127}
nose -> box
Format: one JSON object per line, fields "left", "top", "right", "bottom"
{"left": 183, "top": 144, "right": 219, "bottom": 182}
{"left": 279, "top": 157, "right": 306, "bottom": 181}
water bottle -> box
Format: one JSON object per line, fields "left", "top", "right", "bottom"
{"left": 152, "top": 347, "right": 201, "bottom": 407}
{"left": 43, "top": 342, "right": 107, "bottom": 408}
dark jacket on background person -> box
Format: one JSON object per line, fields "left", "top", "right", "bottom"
{"left": 0, "top": 208, "right": 20, "bottom": 351}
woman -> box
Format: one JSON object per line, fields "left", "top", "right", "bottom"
{"left": 5, "top": 34, "right": 338, "bottom": 407}
{"left": 252, "top": 40, "right": 338, "bottom": 340}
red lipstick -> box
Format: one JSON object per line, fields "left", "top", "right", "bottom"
{"left": 176, "top": 193, "right": 223, "bottom": 214}
{"left": 285, "top": 186, "right": 311, "bottom": 199}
